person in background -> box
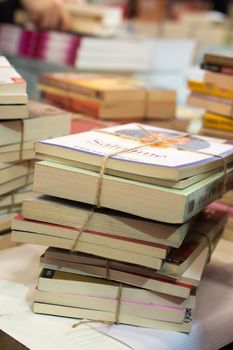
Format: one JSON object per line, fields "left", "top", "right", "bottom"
{"left": 0, "top": 0, "right": 84, "bottom": 30}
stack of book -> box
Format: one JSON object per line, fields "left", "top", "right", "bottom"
{"left": 12, "top": 123, "right": 233, "bottom": 332}
{"left": 38, "top": 73, "right": 176, "bottom": 123}
{"left": 75, "top": 37, "right": 154, "bottom": 72}
{"left": 187, "top": 53, "right": 233, "bottom": 140}
{"left": 0, "top": 24, "right": 153, "bottom": 73}
{"left": 0, "top": 55, "right": 29, "bottom": 245}
{"left": 0, "top": 56, "right": 72, "bottom": 247}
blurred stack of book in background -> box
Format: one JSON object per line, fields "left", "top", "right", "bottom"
{"left": 0, "top": 0, "right": 232, "bottom": 72}
{"left": 0, "top": 24, "right": 153, "bottom": 72}
{"left": 187, "top": 52, "right": 233, "bottom": 242}
{"left": 187, "top": 53, "right": 233, "bottom": 141}
{"left": 37, "top": 72, "right": 186, "bottom": 131}
{"left": 11, "top": 123, "right": 233, "bottom": 331}
{"left": 0, "top": 56, "right": 71, "bottom": 250}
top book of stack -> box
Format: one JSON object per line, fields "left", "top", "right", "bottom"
{"left": 0, "top": 56, "right": 28, "bottom": 109}
{"left": 34, "top": 123, "right": 233, "bottom": 223}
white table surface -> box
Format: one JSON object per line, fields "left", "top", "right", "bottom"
{"left": 0, "top": 239, "right": 233, "bottom": 350}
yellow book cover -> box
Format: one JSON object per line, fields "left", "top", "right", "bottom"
{"left": 188, "top": 80, "right": 233, "bottom": 100}
{"left": 204, "top": 112, "right": 233, "bottom": 132}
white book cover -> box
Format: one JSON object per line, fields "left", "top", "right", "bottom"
{"left": 38, "top": 123, "right": 233, "bottom": 174}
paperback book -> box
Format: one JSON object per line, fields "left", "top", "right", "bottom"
{"left": 35, "top": 123, "right": 233, "bottom": 182}
{"left": 40, "top": 246, "right": 208, "bottom": 298}
{"left": 33, "top": 269, "right": 192, "bottom": 331}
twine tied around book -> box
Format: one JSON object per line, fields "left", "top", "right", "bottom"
{"left": 19, "top": 119, "right": 25, "bottom": 161}
{"left": 72, "top": 317, "right": 134, "bottom": 350}
{"left": 72, "top": 283, "right": 123, "bottom": 327}
{"left": 70, "top": 124, "right": 229, "bottom": 254}
{"left": 71, "top": 209, "right": 95, "bottom": 252}
{"left": 114, "top": 283, "right": 123, "bottom": 324}
{"left": 94, "top": 124, "right": 229, "bottom": 208}
{"left": 72, "top": 283, "right": 126, "bottom": 330}
{"left": 94, "top": 127, "right": 191, "bottom": 208}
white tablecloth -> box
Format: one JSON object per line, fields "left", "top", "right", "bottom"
{"left": 0, "top": 239, "right": 233, "bottom": 350}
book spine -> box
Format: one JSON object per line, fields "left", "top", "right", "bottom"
{"left": 39, "top": 75, "right": 100, "bottom": 98}
{"left": 204, "top": 113, "right": 233, "bottom": 132}
{"left": 204, "top": 54, "right": 233, "bottom": 69}
{"left": 202, "top": 63, "right": 233, "bottom": 75}
{"left": 188, "top": 80, "right": 233, "bottom": 100}
{"left": 184, "top": 169, "right": 233, "bottom": 221}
